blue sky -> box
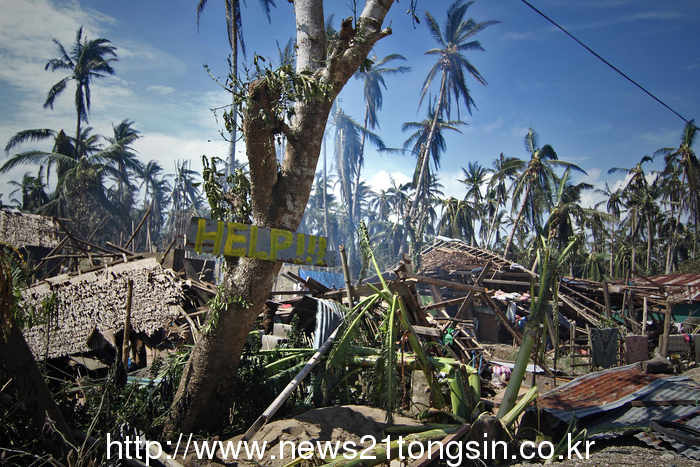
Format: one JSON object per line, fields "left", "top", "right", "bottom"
{"left": 0, "top": 0, "right": 698, "bottom": 211}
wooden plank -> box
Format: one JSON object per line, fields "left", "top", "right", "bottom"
{"left": 602, "top": 280, "right": 612, "bottom": 318}
{"left": 406, "top": 274, "right": 487, "bottom": 294}
{"left": 454, "top": 261, "right": 492, "bottom": 320}
{"left": 423, "top": 296, "right": 467, "bottom": 311}
{"left": 413, "top": 325, "right": 441, "bottom": 337}
{"left": 429, "top": 284, "right": 451, "bottom": 319}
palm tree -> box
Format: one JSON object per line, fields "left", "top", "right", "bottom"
{"left": 608, "top": 155, "right": 653, "bottom": 274}
{"left": 485, "top": 153, "right": 522, "bottom": 248}
{"left": 595, "top": 183, "right": 625, "bottom": 278}
{"left": 543, "top": 168, "right": 592, "bottom": 250}
{"left": 104, "top": 120, "right": 144, "bottom": 226}
{"left": 406, "top": 0, "right": 497, "bottom": 248}
{"left": 331, "top": 105, "right": 384, "bottom": 223}
{"left": 459, "top": 161, "right": 491, "bottom": 245}
{"left": 44, "top": 27, "right": 118, "bottom": 143}
{"left": 2, "top": 126, "right": 113, "bottom": 232}
{"left": 196, "top": 0, "right": 276, "bottom": 179}
{"left": 403, "top": 105, "right": 464, "bottom": 190}
{"left": 169, "top": 160, "right": 203, "bottom": 244}
{"left": 437, "top": 196, "right": 474, "bottom": 241}
{"left": 655, "top": 120, "right": 698, "bottom": 262}
{"left": 352, "top": 53, "right": 410, "bottom": 222}
{"left": 368, "top": 189, "right": 392, "bottom": 223}
{"left": 502, "top": 128, "right": 586, "bottom": 259}
{"left": 4, "top": 128, "right": 76, "bottom": 182}
{"left": 139, "top": 160, "right": 170, "bottom": 248}
{"left": 402, "top": 105, "right": 463, "bottom": 250}
{"left": 8, "top": 168, "right": 50, "bottom": 212}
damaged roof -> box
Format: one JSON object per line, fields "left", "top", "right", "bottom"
{"left": 418, "top": 237, "right": 516, "bottom": 275}
{"left": 22, "top": 257, "right": 183, "bottom": 360}
{"left": 0, "top": 210, "right": 61, "bottom": 249}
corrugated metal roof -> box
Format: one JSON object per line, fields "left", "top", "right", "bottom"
{"left": 535, "top": 365, "right": 700, "bottom": 459}
{"left": 626, "top": 273, "right": 700, "bottom": 301}
{"left": 538, "top": 365, "right": 672, "bottom": 418}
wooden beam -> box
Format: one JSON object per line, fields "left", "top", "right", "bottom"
{"left": 406, "top": 274, "right": 487, "bottom": 293}
{"left": 480, "top": 293, "right": 522, "bottom": 345}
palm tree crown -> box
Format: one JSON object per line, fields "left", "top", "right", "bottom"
{"left": 44, "top": 27, "right": 118, "bottom": 142}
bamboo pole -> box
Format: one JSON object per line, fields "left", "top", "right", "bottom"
{"left": 124, "top": 206, "right": 151, "bottom": 251}
{"left": 122, "top": 279, "right": 133, "bottom": 368}
{"left": 339, "top": 244, "right": 354, "bottom": 307}
{"left": 242, "top": 325, "right": 340, "bottom": 441}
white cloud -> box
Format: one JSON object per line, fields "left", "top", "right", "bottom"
{"left": 146, "top": 85, "right": 176, "bottom": 95}
{"left": 366, "top": 170, "right": 411, "bottom": 193}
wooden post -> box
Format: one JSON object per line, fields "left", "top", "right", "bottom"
{"left": 641, "top": 297, "right": 649, "bottom": 335}
{"left": 122, "top": 279, "right": 133, "bottom": 369}
{"left": 661, "top": 297, "right": 673, "bottom": 358}
{"left": 602, "top": 281, "right": 612, "bottom": 318}
{"left": 124, "top": 206, "right": 151, "bottom": 251}
{"left": 339, "top": 244, "right": 354, "bottom": 308}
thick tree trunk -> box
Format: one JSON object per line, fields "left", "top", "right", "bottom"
{"left": 0, "top": 260, "right": 74, "bottom": 460}
{"left": 165, "top": 0, "right": 394, "bottom": 435}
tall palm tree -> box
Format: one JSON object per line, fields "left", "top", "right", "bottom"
{"left": 543, "top": 168, "right": 592, "bottom": 250}
{"left": 352, "top": 53, "right": 410, "bottom": 222}
{"left": 595, "top": 183, "right": 625, "bottom": 278}
{"left": 104, "top": 120, "right": 143, "bottom": 220}
{"left": 437, "top": 196, "right": 474, "bottom": 242}
{"left": 402, "top": 105, "right": 463, "bottom": 249}
{"left": 44, "top": 27, "right": 118, "bottom": 144}
{"left": 459, "top": 161, "right": 491, "bottom": 245}
{"left": 485, "top": 153, "right": 522, "bottom": 248}
{"left": 169, "top": 160, "right": 203, "bottom": 244}
{"left": 196, "top": 0, "right": 276, "bottom": 178}
{"left": 331, "top": 105, "right": 384, "bottom": 223}
{"left": 503, "top": 128, "right": 586, "bottom": 259}
{"left": 406, "top": 0, "right": 497, "bottom": 248}
{"left": 656, "top": 120, "right": 698, "bottom": 261}
{"left": 608, "top": 155, "right": 653, "bottom": 274}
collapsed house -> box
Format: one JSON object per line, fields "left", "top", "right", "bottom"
{"left": 22, "top": 258, "right": 184, "bottom": 365}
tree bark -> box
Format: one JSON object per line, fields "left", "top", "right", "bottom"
{"left": 0, "top": 260, "right": 74, "bottom": 460}
{"left": 165, "top": 0, "right": 395, "bottom": 435}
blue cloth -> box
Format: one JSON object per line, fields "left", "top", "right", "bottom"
{"left": 299, "top": 269, "right": 344, "bottom": 290}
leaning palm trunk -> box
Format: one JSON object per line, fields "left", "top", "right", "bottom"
{"left": 405, "top": 72, "right": 448, "bottom": 254}
{"left": 503, "top": 184, "right": 530, "bottom": 259}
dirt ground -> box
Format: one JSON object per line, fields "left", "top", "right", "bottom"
{"left": 511, "top": 438, "right": 699, "bottom": 467}
{"left": 184, "top": 364, "right": 700, "bottom": 466}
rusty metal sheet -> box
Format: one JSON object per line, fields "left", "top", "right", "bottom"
{"left": 538, "top": 365, "right": 675, "bottom": 418}
{"left": 184, "top": 217, "right": 335, "bottom": 267}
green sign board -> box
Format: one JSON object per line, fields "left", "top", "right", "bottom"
{"left": 184, "top": 217, "right": 335, "bottom": 267}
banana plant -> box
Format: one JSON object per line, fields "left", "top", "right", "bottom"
{"left": 497, "top": 236, "right": 579, "bottom": 419}
{"left": 328, "top": 223, "right": 452, "bottom": 423}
